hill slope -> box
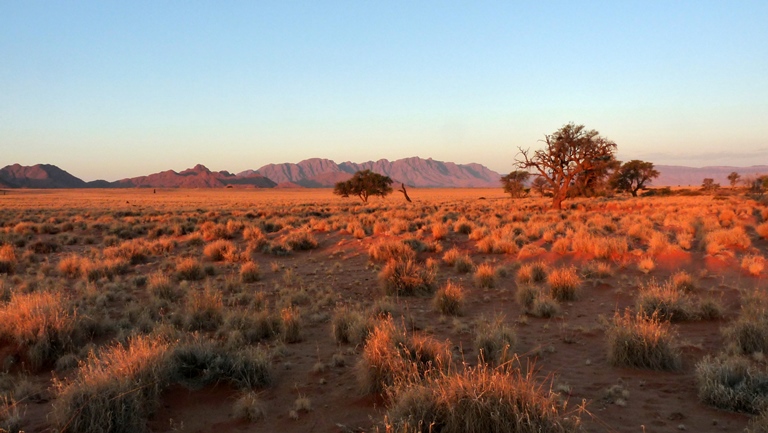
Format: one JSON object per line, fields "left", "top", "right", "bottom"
{"left": 0, "top": 164, "right": 87, "bottom": 188}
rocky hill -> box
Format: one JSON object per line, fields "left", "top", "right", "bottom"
{"left": 246, "top": 157, "right": 502, "bottom": 188}
{"left": 0, "top": 163, "right": 87, "bottom": 188}
{"left": 111, "top": 164, "right": 276, "bottom": 188}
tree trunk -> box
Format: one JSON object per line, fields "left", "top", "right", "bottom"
{"left": 398, "top": 183, "right": 412, "bottom": 202}
{"left": 552, "top": 192, "right": 566, "bottom": 210}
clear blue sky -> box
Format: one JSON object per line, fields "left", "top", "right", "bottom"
{"left": 1, "top": 1, "right": 766, "bottom": 181}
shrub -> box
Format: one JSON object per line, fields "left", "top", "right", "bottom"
{"left": 243, "top": 226, "right": 267, "bottom": 248}
{"left": 473, "top": 263, "right": 496, "bottom": 288}
{"left": 453, "top": 254, "right": 474, "bottom": 273}
{"left": 433, "top": 281, "right": 465, "bottom": 316}
{"left": 176, "top": 258, "right": 205, "bottom": 281}
{"left": 379, "top": 259, "right": 437, "bottom": 296}
{"left": 723, "top": 292, "right": 768, "bottom": 355}
{"left": 384, "top": 363, "right": 580, "bottom": 433}
{"left": 186, "top": 287, "right": 224, "bottom": 332}
{"left": 636, "top": 280, "right": 694, "bottom": 322}
{"left": 431, "top": 223, "right": 448, "bottom": 240}
{"left": 696, "top": 355, "right": 768, "bottom": 413}
{"left": 52, "top": 336, "right": 172, "bottom": 433}
{"left": 203, "top": 239, "right": 238, "bottom": 262}
{"left": 441, "top": 248, "right": 461, "bottom": 266}
{"left": 606, "top": 310, "right": 681, "bottom": 370}
{"left": 240, "top": 261, "right": 260, "bottom": 283}
{"left": 58, "top": 254, "right": 84, "bottom": 278}
{"left": 331, "top": 306, "right": 371, "bottom": 345}
{"left": 670, "top": 271, "right": 694, "bottom": 292}
{"left": 283, "top": 229, "right": 318, "bottom": 251}
{"left": 580, "top": 261, "right": 612, "bottom": 279}
{"left": 0, "top": 245, "right": 17, "bottom": 274}
{"left": 474, "top": 317, "right": 516, "bottom": 365}
{"left": 171, "top": 339, "right": 272, "bottom": 390}
{"left": 548, "top": 266, "right": 580, "bottom": 301}
{"left": 531, "top": 296, "right": 560, "bottom": 318}
{"left": 280, "top": 306, "right": 302, "bottom": 343}
{"left": 0, "top": 291, "right": 76, "bottom": 369}
{"left": 516, "top": 262, "right": 548, "bottom": 285}
{"left": 357, "top": 319, "right": 450, "bottom": 394}
{"left": 370, "top": 240, "right": 417, "bottom": 262}
{"left": 515, "top": 284, "right": 539, "bottom": 311}
{"left": 148, "top": 272, "right": 179, "bottom": 301}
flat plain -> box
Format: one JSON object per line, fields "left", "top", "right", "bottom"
{"left": 1, "top": 187, "right": 767, "bottom": 433}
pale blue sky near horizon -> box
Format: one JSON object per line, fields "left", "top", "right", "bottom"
{"left": 1, "top": 1, "right": 766, "bottom": 181}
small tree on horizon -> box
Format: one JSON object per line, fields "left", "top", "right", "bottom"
{"left": 500, "top": 170, "right": 530, "bottom": 198}
{"left": 701, "top": 178, "right": 720, "bottom": 192}
{"left": 610, "top": 160, "right": 660, "bottom": 197}
{"left": 515, "top": 123, "right": 617, "bottom": 209}
{"left": 333, "top": 170, "right": 393, "bottom": 203}
{"left": 727, "top": 171, "right": 741, "bottom": 188}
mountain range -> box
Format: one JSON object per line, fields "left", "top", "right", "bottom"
{"left": 1, "top": 159, "right": 767, "bottom": 189}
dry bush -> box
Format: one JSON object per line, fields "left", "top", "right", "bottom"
{"left": 224, "top": 310, "right": 282, "bottom": 344}
{"left": 104, "top": 239, "right": 150, "bottom": 264}
{"left": 548, "top": 266, "right": 580, "bottom": 302}
{"left": 357, "top": 319, "right": 451, "bottom": 394}
{"left": 240, "top": 261, "right": 260, "bottom": 283}
{"left": 696, "top": 355, "right": 768, "bottom": 414}
{"left": 517, "top": 244, "right": 546, "bottom": 259}
{"left": 742, "top": 255, "right": 766, "bottom": 276}
{"left": 148, "top": 272, "right": 179, "bottom": 301}
{"left": 551, "top": 238, "right": 570, "bottom": 255}
{"left": 473, "top": 263, "right": 496, "bottom": 288}
{"left": 379, "top": 258, "right": 437, "bottom": 296}
{"left": 0, "top": 245, "right": 17, "bottom": 274}
{"left": 280, "top": 306, "right": 302, "bottom": 343}
{"left": 441, "top": 248, "right": 461, "bottom": 266}
{"left": 203, "top": 239, "right": 238, "bottom": 262}
{"left": 233, "top": 391, "right": 266, "bottom": 422}
{"left": 581, "top": 261, "right": 612, "bottom": 279}
{"left": 283, "top": 229, "right": 318, "bottom": 251}
{"left": 58, "top": 254, "right": 85, "bottom": 278}
{"left": 606, "top": 310, "right": 681, "bottom": 371}
{"left": 636, "top": 280, "right": 695, "bottom": 322}
{"left": 453, "top": 219, "right": 473, "bottom": 235}
{"left": 637, "top": 256, "right": 655, "bottom": 274}
{"left": 200, "top": 221, "right": 230, "bottom": 241}
{"left": 186, "top": 287, "right": 224, "bottom": 332}
{"left": 705, "top": 226, "right": 751, "bottom": 255}
{"left": 52, "top": 336, "right": 172, "bottom": 433}
{"left": 474, "top": 317, "right": 516, "bottom": 365}
{"left": 384, "top": 362, "right": 579, "bottom": 433}
{"left": 0, "top": 291, "right": 76, "bottom": 369}
{"left": 453, "top": 254, "right": 474, "bottom": 273}
{"left": 331, "top": 306, "right": 372, "bottom": 345}
{"left": 431, "top": 223, "right": 448, "bottom": 240}
{"left": 176, "top": 257, "right": 205, "bottom": 281}
{"left": 670, "top": 271, "right": 694, "bottom": 292}
{"left": 433, "top": 281, "right": 465, "bottom": 316}
{"left": 370, "top": 240, "right": 416, "bottom": 263}
{"left": 243, "top": 225, "right": 267, "bottom": 248}
{"left": 516, "top": 262, "right": 548, "bottom": 285}
{"left": 723, "top": 290, "right": 768, "bottom": 355}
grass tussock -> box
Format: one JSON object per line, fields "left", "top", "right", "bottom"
{"left": 547, "top": 266, "right": 580, "bottom": 302}
{"left": 357, "top": 319, "right": 451, "bottom": 394}
{"left": 473, "top": 263, "right": 496, "bottom": 288}
{"left": 0, "top": 244, "right": 17, "bottom": 274}
{"left": 606, "top": 310, "right": 681, "bottom": 371}
{"left": 723, "top": 290, "right": 768, "bottom": 355}
{"left": 176, "top": 257, "right": 206, "bottom": 281}
{"left": 332, "top": 306, "right": 372, "bottom": 345}
{"left": 636, "top": 280, "right": 695, "bottom": 322}
{"left": 370, "top": 240, "right": 417, "bottom": 263}
{"left": 516, "top": 262, "right": 548, "bottom": 285}
{"left": 433, "top": 281, "right": 465, "bottom": 316}
{"left": 379, "top": 258, "right": 437, "bottom": 296}
{"left": 240, "top": 261, "right": 260, "bottom": 283}
{"left": 696, "top": 355, "right": 768, "bottom": 414}
{"left": 384, "top": 362, "right": 580, "bottom": 433}
{"left": 474, "top": 317, "right": 516, "bottom": 365}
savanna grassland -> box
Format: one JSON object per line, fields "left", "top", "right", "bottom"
{"left": 2, "top": 187, "right": 768, "bottom": 432}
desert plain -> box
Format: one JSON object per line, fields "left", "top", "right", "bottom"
{"left": 1, "top": 187, "right": 767, "bottom": 433}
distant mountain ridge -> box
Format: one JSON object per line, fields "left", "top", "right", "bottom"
{"left": 0, "top": 163, "right": 87, "bottom": 188}
{"left": 245, "top": 157, "right": 503, "bottom": 188}
{"left": 654, "top": 165, "right": 768, "bottom": 187}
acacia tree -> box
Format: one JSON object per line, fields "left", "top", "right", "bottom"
{"left": 500, "top": 170, "right": 530, "bottom": 198}
{"left": 570, "top": 155, "right": 620, "bottom": 197}
{"left": 610, "top": 160, "right": 660, "bottom": 197}
{"left": 727, "top": 171, "right": 741, "bottom": 188}
{"left": 516, "top": 123, "right": 617, "bottom": 209}
{"left": 333, "top": 170, "right": 393, "bottom": 203}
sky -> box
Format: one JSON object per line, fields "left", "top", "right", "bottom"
{"left": 1, "top": 1, "right": 767, "bottom": 181}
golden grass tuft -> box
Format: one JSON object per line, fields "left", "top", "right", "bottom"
{"left": 547, "top": 266, "right": 581, "bottom": 301}
{"left": 473, "top": 263, "right": 496, "bottom": 288}
{"left": 432, "top": 280, "right": 465, "bottom": 316}
{"left": 379, "top": 258, "right": 437, "bottom": 296}
{"left": 606, "top": 310, "right": 681, "bottom": 370}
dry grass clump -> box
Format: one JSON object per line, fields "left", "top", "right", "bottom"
{"left": 515, "top": 285, "right": 560, "bottom": 318}
{"left": 723, "top": 290, "right": 768, "bottom": 355}
{"left": 441, "top": 248, "right": 462, "bottom": 266}
{"left": 548, "top": 266, "right": 581, "bottom": 302}
{"left": 283, "top": 229, "right": 318, "bottom": 251}
{"left": 432, "top": 281, "right": 465, "bottom": 316}
{"left": 370, "top": 240, "right": 417, "bottom": 263}
{"left": 0, "top": 245, "right": 17, "bottom": 274}
{"left": 581, "top": 261, "right": 612, "bottom": 279}
{"left": 473, "top": 263, "right": 496, "bottom": 288}
{"left": 357, "top": 319, "right": 451, "bottom": 394}
{"left": 280, "top": 306, "right": 302, "bottom": 343}
{"left": 670, "top": 271, "right": 694, "bottom": 292}
{"left": 379, "top": 258, "right": 437, "bottom": 296}
{"left": 742, "top": 255, "right": 766, "bottom": 276}
{"left": 243, "top": 225, "right": 267, "bottom": 248}
{"left": 148, "top": 272, "right": 179, "bottom": 301}
{"left": 636, "top": 280, "right": 695, "bottom": 322}
{"left": 52, "top": 336, "right": 173, "bottom": 433}
{"left": 384, "top": 362, "right": 580, "bottom": 433}
{"left": 176, "top": 257, "right": 205, "bottom": 281}
{"left": 200, "top": 221, "right": 231, "bottom": 241}
{"left": 240, "top": 261, "right": 260, "bottom": 283}
{"left": 474, "top": 317, "right": 516, "bottom": 365}
{"left": 607, "top": 310, "right": 681, "bottom": 370}
{"left": 756, "top": 222, "right": 768, "bottom": 240}
{"left": 233, "top": 390, "right": 266, "bottom": 422}
{"left": 637, "top": 256, "right": 655, "bottom": 274}
{"left": 332, "top": 306, "right": 372, "bottom": 345}
{"left": 186, "top": 287, "right": 224, "bottom": 332}
{"left": 0, "top": 291, "right": 76, "bottom": 369}
{"left": 695, "top": 355, "right": 768, "bottom": 414}
{"left": 516, "top": 262, "right": 548, "bottom": 285}
{"left": 431, "top": 223, "right": 448, "bottom": 240}
{"left": 203, "top": 239, "right": 239, "bottom": 262}
{"left": 705, "top": 226, "right": 751, "bottom": 256}
{"left": 453, "top": 254, "right": 474, "bottom": 273}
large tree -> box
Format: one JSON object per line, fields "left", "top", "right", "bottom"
{"left": 333, "top": 170, "right": 393, "bottom": 203}
{"left": 610, "top": 160, "right": 660, "bottom": 197}
{"left": 500, "top": 170, "right": 530, "bottom": 198}
{"left": 516, "top": 123, "right": 617, "bottom": 209}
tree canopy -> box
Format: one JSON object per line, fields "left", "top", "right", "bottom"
{"left": 515, "top": 123, "right": 617, "bottom": 209}
{"left": 610, "top": 160, "right": 660, "bottom": 197}
{"left": 333, "top": 170, "right": 393, "bottom": 202}
{"left": 500, "top": 170, "right": 530, "bottom": 198}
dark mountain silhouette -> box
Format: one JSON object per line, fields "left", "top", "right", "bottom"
{"left": 0, "top": 164, "right": 86, "bottom": 188}
{"left": 655, "top": 165, "right": 768, "bottom": 187}
{"left": 111, "top": 164, "right": 276, "bottom": 188}
{"left": 247, "top": 157, "right": 503, "bottom": 188}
